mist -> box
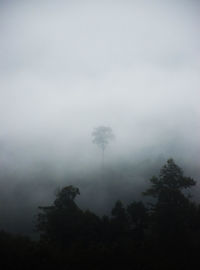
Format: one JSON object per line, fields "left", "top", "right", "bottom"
{"left": 0, "top": 0, "right": 200, "bottom": 235}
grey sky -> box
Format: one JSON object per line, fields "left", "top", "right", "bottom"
{"left": 0, "top": 0, "right": 199, "bottom": 171}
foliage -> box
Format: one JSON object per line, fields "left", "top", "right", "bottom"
{"left": 54, "top": 185, "right": 80, "bottom": 208}
{"left": 143, "top": 158, "right": 196, "bottom": 197}
{"left": 92, "top": 126, "right": 114, "bottom": 151}
{"left": 1, "top": 159, "right": 200, "bottom": 269}
{"left": 143, "top": 159, "right": 197, "bottom": 242}
{"left": 37, "top": 185, "right": 83, "bottom": 248}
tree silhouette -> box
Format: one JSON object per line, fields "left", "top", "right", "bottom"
{"left": 92, "top": 126, "right": 114, "bottom": 168}
{"left": 54, "top": 185, "right": 80, "bottom": 208}
{"left": 33, "top": 160, "right": 200, "bottom": 269}
{"left": 143, "top": 158, "right": 196, "bottom": 242}
{"left": 127, "top": 201, "right": 148, "bottom": 242}
{"left": 37, "top": 185, "right": 83, "bottom": 248}
{"left": 111, "top": 200, "right": 129, "bottom": 239}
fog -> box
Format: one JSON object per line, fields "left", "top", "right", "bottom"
{"left": 0, "top": 0, "right": 200, "bottom": 235}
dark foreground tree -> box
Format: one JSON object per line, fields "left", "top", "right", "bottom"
{"left": 37, "top": 185, "right": 83, "bottom": 248}
{"left": 37, "top": 185, "right": 102, "bottom": 250}
{"left": 143, "top": 158, "right": 196, "bottom": 243}
{"left": 127, "top": 201, "right": 148, "bottom": 242}
{"left": 111, "top": 200, "right": 128, "bottom": 239}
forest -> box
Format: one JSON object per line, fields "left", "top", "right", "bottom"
{"left": 0, "top": 158, "right": 200, "bottom": 269}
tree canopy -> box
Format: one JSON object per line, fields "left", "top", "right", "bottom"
{"left": 92, "top": 126, "right": 114, "bottom": 151}
{"left": 143, "top": 158, "right": 196, "bottom": 198}
{"left": 143, "top": 159, "right": 196, "bottom": 242}
{"left": 33, "top": 159, "right": 200, "bottom": 269}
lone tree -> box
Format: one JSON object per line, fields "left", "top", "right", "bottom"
{"left": 92, "top": 126, "right": 114, "bottom": 168}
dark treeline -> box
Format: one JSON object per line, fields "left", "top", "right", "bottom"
{"left": 1, "top": 159, "right": 200, "bottom": 269}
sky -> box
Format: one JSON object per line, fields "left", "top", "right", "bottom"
{"left": 0, "top": 0, "right": 200, "bottom": 234}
